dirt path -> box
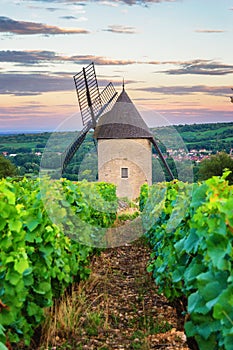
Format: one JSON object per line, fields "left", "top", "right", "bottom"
{"left": 44, "top": 238, "right": 190, "bottom": 350}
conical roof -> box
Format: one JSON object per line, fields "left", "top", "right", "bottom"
{"left": 94, "top": 88, "right": 152, "bottom": 139}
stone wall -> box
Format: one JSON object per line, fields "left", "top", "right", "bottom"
{"left": 98, "top": 138, "right": 152, "bottom": 199}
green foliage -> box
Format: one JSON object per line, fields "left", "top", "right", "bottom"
{"left": 59, "top": 179, "right": 117, "bottom": 233}
{"left": 139, "top": 183, "right": 149, "bottom": 212}
{"left": 198, "top": 152, "right": 233, "bottom": 184}
{"left": 173, "top": 122, "right": 233, "bottom": 152}
{"left": 118, "top": 211, "right": 139, "bottom": 221}
{"left": 0, "top": 155, "right": 17, "bottom": 178}
{"left": 95, "top": 182, "right": 118, "bottom": 203}
{"left": 141, "top": 172, "right": 233, "bottom": 349}
{"left": 0, "top": 177, "right": 117, "bottom": 347}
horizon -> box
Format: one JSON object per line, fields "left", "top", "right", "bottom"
{"left": 1, "top": 120, "right": 233, "bottom": 136}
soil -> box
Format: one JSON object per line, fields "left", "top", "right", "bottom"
{"left": 38, "top": 236, "right": 191, "bottom": 350}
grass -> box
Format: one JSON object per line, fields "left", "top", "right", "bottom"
{"left": 117, "top": 211, "right": 139, "bottom": 221}
{"left": 36, "top": 239, "right": 170, "bottom": 349}
{"left": 38, "top": 276, "right": 105, "bottom": 349}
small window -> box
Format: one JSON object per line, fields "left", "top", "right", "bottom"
{"left": 121, "top": 167, "right": 128, "bottom": 178}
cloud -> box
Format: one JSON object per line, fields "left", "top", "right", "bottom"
{"left": 98, "top": 1, "right": 119, "bottom": 6}
{"left": 60, "top": 15, "right": 77, "bottom": 19}
{"left": 59, "top": 15, "right": 88, "bottom": 21}
{"left": 134, "top": 97, "right": 164, "bottom": 101}
{"left": 117, "top": 0, "right": 178, "bottom": 4}
{"left": 103, "top": 25, "right": 137, "bottom": 34}
{"left": 195, "top": 29, "right": 225, "bottom": 33}
{"left": 2, "top": 52, "right": 233, "bottom": 77}
{"left": 0, "top": 50, "right": 63, "bottom": 64}
{"left": 0, "top": 70, "right": 137, "bottom": 96}
{"left": 76, "top": 16, "right": 88, "bottom": 22}
{"left": 155, "top": 59, "right": 233, "bottom": 76}
{"left": 68, "top": 55, "right": 137, "bottom": 65}
{"left": 0, "top": 104, "right": 47, "bottom": 117}
{"left": 14, "top": 0, "right": 180, "bottom": 6}
{"left": 149, "top": 109, "right": 233, "bottom": 126}
{"left": 46, "top": 7, "right": 61, "bottom": 11}
{"left": 0, "top": 50, "right": 137, "bottom": 66}
{"left": 0, "top": 16, "right": 89, "bottom": 35}
{"left": 135, "top": 85, "right": 232, "bottom": 96}
{"left": 0, "top": 72, "right": 73, "bottom": 96}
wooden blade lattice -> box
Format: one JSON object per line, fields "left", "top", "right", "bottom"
{"left": 74, "top": 62, "right": 102, "bottom": 127}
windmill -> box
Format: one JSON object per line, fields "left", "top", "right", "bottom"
{"left": 62, "top": 62, "right": 174, "bottom": 183}
{"left": 61, "top": 62, "right": 118, "bottom": 172}
{"left": 41, "top": 62, "right": 174, "bottom": 187}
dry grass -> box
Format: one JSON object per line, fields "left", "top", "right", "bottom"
{"left": 38, "top": 271, "right": 108, "bottom": 349}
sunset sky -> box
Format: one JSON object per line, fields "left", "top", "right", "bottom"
{"left": 0, "top": 0, "right": 233, "bottom": 133}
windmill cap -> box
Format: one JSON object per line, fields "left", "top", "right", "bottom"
{"left": 94, "top": 88, "right": 152, "bottom": 139}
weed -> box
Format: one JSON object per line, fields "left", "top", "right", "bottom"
{"left": 118, "top": 211, "right": 139, "bottom": 221}
{"left": 84, "top": 311, "right": 104, "bottom": 336}
{"left": 38, "top": 275, "right": 101, "bottom": 348}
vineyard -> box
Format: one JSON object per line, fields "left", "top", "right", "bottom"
{"left": 0, "top": 177, "right": 117, "bottom": 349}
{"left": 0, "top": 173, "right": 233, "bottom": 349}
{"left": 140, "top": 171, "right": 233, "bottom": 350}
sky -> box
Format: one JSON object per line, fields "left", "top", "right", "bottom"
{"left": 0, "top": 0, "right": 233, "bottom": 133}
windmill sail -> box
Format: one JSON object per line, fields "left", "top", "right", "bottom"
{"left": 62, "top": 83, "right": 118, "bottom": 171}
{"left": 60, "top": 63, "right": 118, "bottom": 172}
{"left": 62, "top": 120, "right": 92, "bottom": 172}
{"left": 74, "top": 62, "right": 102, "bottom": 127}
{"left": 95, "top": 82, "right": 118, "bottom": 120}
{"left": 150, "top": 137, "right": 174, "bottom": 180}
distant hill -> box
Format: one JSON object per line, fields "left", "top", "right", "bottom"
{"left": 151, "top": 122, "right": 233, "bottom": 153}
{"left": 1, "top": 122, "right": 232, "bottom": 181}
{"left": 1, "top": 122, "right": 233, "bottom": 155}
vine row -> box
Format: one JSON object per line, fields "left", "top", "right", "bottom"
{"left": 140, "top": 171, "right": 233, "bottom": 350}
{"left": 0, "top": 177, "right": 117, "bottom": 348}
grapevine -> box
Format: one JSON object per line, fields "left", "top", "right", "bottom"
{"left": 0, "top": 177, "right": 117, "bottom": 348}
{"left": 141, "top": 171, "right": 233, "bottom": 350}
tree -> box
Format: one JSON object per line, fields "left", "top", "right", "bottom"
{"left": 198, "top": 152, "right": 233, "bottom": 184}
{"left": 0, "top": 155, "right": 18, "bottom": 178}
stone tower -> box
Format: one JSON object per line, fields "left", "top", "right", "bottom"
{"left": 94, "top": 86, "right": 152, "bottom": 200}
